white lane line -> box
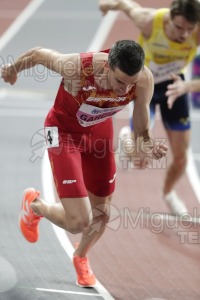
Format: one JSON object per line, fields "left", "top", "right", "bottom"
{"left": 36, "top": 287, "right": 102, "bottom": 297}
{"left": 0, "top": 0, "right": 45, "bottom": 51}
{"left": 191, "top": 110, "right": 200, "bottom": 121}
{"left": 87, "top": 11, "right": 119, "bottom": 52}
{"left": 0, "top": 89, "right": 52, "bottom": 117}
{"left": 0, "top": 88, "right": 49, "bottom": 100}
{"left": 193, "top": 153, "right": 200, "bottom": 161}
{"left": 186, "top": 147, "right": 200, "bottom": 203}
{"left": 0, "top": 109, "right": 47, "bottom": 117}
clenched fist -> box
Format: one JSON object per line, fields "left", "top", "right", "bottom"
{"left": 99, "top": 0, "right": 120, "bottom": 15}
{"left": 1, "top": 64, "right": 18, "bottom": 85}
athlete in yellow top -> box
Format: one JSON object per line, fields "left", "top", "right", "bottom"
{"left": 99, "top": 0, "right": 200, "bottom": 215}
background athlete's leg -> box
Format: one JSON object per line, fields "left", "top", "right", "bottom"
{"left": 163, "top": 129, "right": 190, "bottom": 214}
{"left": 160, "top": 87, "right": 190, "bottom": 215}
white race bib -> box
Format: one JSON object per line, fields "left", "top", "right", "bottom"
{"left": 76, "top": 103, "right": 126, "bottom": 127}
{"left": 149, "top": 60, "right": 185, "bottom": 83}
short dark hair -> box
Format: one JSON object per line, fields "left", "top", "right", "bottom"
{"left": 108, "top": 40, "right": 145, "bottom": 76}
{"left": 170, "top": 0, "right": 200, "bottom": 23}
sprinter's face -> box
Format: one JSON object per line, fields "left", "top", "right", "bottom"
{"left": 108, "top": 67, "right": 142, "bottom": 96}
